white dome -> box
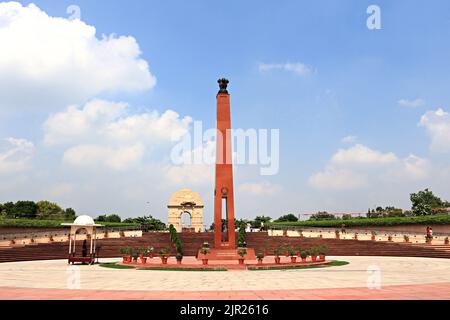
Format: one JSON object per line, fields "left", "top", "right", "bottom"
{"left": 73, "top": 215, "right": 95, "bottom": 226}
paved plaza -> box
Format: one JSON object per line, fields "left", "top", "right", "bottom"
{"left": 1, "top": 256, "right": 450, "bottom": 299}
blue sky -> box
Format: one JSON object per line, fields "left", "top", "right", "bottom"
{"left": 1, "top": 0, "right": 450, "bottom": 224}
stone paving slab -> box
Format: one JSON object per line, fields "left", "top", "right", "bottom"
{"left": 1, "top": 283, "right": 450, "bottom": 300}
{"left": 1, "top": 256, "right": 450, "bottom": 298}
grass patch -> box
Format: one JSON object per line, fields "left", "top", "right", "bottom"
{"left": 99, "top": 263, "right": 136, "bottom": 270}
{"left": 270, "top": 214, "right": 450, "bottom": 228}
{"left": 139, "top": 267, "right": 228, "bottom": 272}
{"left": 248, "top": 260, "right": 349, "bottom": 271}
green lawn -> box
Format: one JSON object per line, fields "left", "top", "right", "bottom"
{"left": 270, "top": 214, "right": 450, "bottom": 229}
{"left": 248, "top": 260, "right": 350, "bottom": 271}
{"left": 99, "top": 263, "right": 136, "bottom": 269}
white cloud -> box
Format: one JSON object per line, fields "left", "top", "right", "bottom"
{"left": 44, "top": 99, "right": 192, "bottom": 146}
{"left": 331, "top": 144, "right": 398, "bottom": 166}
{"left": 0, "top": 2, "right": 156, "bottom": 110}
{"left": 309, "top": 168, "right": 368, "bottom": 190}
{"left": 165, "top": 164, "right": 213, "bottom": 187}
{"left": 43, "top": 99, "right": 193, "bottom": 170}
{"left": 63, "top": 144, "right": 145, "bottom": 171}
{"left": 0, "top": 137, "right": 34, "bottom": 175}
{"left": 419, "top": 108, "right": 450, "bottom": 152}
{"left": 259, "top": 62, "right": 313, "bottom": 76}
{"left": 309, "top": 144, "right": 429, "bottom": 191}
{"left": 341, "top": 135, "right": 357, "bottom": 144}
{"left": 396, "top": 155, "right": 430, "bottom": 180}
{"left": 239, "top": 181, "right": 282, "bottom": 196}
{"left": 398, "top": 98, "right": 426, "bottom": 108}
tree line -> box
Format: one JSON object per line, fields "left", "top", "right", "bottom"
{"left": 0, "top": 201, "right": 76, "bottom": 220}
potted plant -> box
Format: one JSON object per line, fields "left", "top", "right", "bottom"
{"left": 287, "top": 247, "right": 297, "bottom": 263}
{"left": 371, "top": 231, "right": 377, "bottom": 241}
{"left": 354, "top": 233, "right": 359, "bottom": 240}
{"left": 300, "top": 251, "right": 308, "bottom": 263}
{"left": 256, "top": 253, "right": 264, "bottom": 265}
{"left": 147, "top": 246, "right": 155, "bottom": 258}
{"left": 120, "top": 248, "right": 128, "bottom": 263}
{"left": 404, "top": 235, "right": 410, "bottom": 243}
{"left": 119, "top": 230, "right": 125, "bottom": 238}
{"left": 335, "top": 230, "right": 340, "bottom": 239}
{"left": 132, "top": 249, "right": 139, "bottom": 263}
{"left": 445, "top": 237, "right": 449, "bottom": 245}
{"left": 318, "top": 245, "right": 328, "bottom": 261}
{"left": 138, "top": 247, "right": 145, "bottom": 261}
{"left": 274, "top": 248, "right": 282, "bottom": 264}
{"left": 310, "top": 247, "right": 318, "bottom": 262}
{"left": 283, "top": 245, "right": 290, "bottom": 257}
{"left": 159, "top": 248, "right": 170, "bottom": 264}
{"left": 388, "top": 235, "right": 393, "bottom": 242}
{"left": 263, "top": 244, "right": 269, "bottom": 256}
{"left": 237, "top": 248, "right": 247, "bottom": 265}
{"left": 295, "top": 245, "right": 302, "bottom": 257}
{"left": 49, "top": 235, "right": 54, "bottom": 242}
{"left": 200, "top": 245, "right": 210, "bottom": 265}
{"left": 176, "top": 253, "right": 183, "bottom": 265}
{"left": 140, "top": 248, "right": 148, "bottom": 264}
{"left": 104, "top": 229, "right": 109, "bottom": 238}
{"left": 426, "top": 235, "right": 433, "bottom": 244}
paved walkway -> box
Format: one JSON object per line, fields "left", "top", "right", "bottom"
{"left": 1, "top": 256, "right": 450, "bottom": 299}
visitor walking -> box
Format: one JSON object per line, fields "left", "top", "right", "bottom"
{"left": 426, "top": 226, "right": 431, "bottom": 238}
{"left": 430, "top": 228, "right": 434, "bottom": 238}
{"left": 82, "top": 240, "right": 87, "bottom": 257}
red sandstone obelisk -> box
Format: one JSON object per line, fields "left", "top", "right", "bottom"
{"left": 214, "top": 78, "right": 236, "bottom": 249}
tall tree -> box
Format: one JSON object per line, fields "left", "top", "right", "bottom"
{"left": 410, "top": 189, "right": 448, "bottom": 216}
{"left": 36, "top": 201, "right": 64, "bottom": 219}
{"left": 11, "top": 201, "right": 38, "bottom": 219}
{"left": 275, "top": 214, "right": 299, "bottom": 223}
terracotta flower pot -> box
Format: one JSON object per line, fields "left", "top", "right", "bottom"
{"left": 123, "top": 257, "right": 128, "bottom": 263}
{"left": 133, "top": 258, "right": 138, "bottom": 263}
{"left": 202, "top": 259, "right": 209, "bottom": 265}
{"left": 139, "top": 254, "right": 144, "bottom": 260}
{"left": 177, "top": 259, "right": 182, "bottom": 265}
{"left": 258, "top": 259, "right": 263, "bottom": 265}
{"left": 319, "top": 255, "right": 325, "bottom": 261}
{"left": 290, "top": 257, "right": 297, "bottom": 263}
{"left": 301, "top": 258, "right": 307, "bottom": 263}
{"left": 161, "top": 258, "right": 168, "bottom": 264}
{"left": 141, "top": 257, "right": 147, "bottom": 264}
{"left": 371, "top": 236, "right": 376, "bottom": 241}
{"left": 336, "top": 235, "right": 340, "bottom": 239}
{"left": 275, "top": 257, "right": 281, "bottom": 264}
{"left": 238, "top": 259, "right": 245, "bottom": 265}
{"left": 312, "top": 256, "right": 317, "bottom": 262}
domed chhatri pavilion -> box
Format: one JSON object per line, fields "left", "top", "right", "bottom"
{"left": 62, "top": 215, "right": 103, "bottom": 265}
{"left": 167, "top": 188, "right": 205, "bottom": 233}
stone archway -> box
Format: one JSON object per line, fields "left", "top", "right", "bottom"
{"left": 168, "top": 189, "right": 204, "bottom": 232}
